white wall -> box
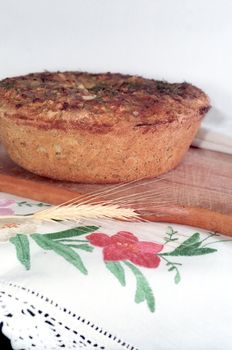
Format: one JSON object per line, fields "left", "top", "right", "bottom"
{"left": 0, "top": 0, "right": 232, "bottom": 130}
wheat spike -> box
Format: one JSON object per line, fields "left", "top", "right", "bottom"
{"left": 33, "top": 203, "right": 139, "bottom": 221}
{"left": 0, "top": 203, "right": 140, "bottom": 222}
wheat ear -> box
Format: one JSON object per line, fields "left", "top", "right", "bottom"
{"left": 0, "top": 203, "right": 140, "bottom": 222}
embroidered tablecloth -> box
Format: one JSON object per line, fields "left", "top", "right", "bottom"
{"left": 0, "top": 192, "right": 232, "bottom": 350}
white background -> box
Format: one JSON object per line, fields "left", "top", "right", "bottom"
{"left": 0, "top": 0, "right": 232, "bottom": 133}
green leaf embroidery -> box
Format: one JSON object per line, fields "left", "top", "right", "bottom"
{"left": 171, "top": 232, "right": 201, "bottom": 252}
{"left": 56, "top": 239, "right": 88, "bottom": 243}
{"left": 160, "top": 232, "right": 215, "bottom": 256}
{"left": 160, "top": 231, "right": 219, "bottom": 257}
{"left": 66, "top": 244, "right": 94, "bottom": 252}
{"left": 105, "top": 261, "right": 126, "bottom": 286}
{"left": 43, "top": 226, "right": 98, "bottom": 240}
{"left": 184, "top": 247, "right": 217, "bottom": 255}
{"left": 180, "top": 232, "right": 201, "bottom": 246}
{"left": 161, "top": 245, "right": 217, "bottom": 256}
{"left": 124, "top": 261, "right": 155, "bottom": 313}
{"left": 31, "top": 234, "right": 88, "bottom": 274}
{"left": 174, "top": 269, "right": 181, "bottom": 284}
{"left": 10, "top": 234, "right": 30, "bottom": 270}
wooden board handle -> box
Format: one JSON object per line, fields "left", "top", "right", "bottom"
{"left": 139, "top": 206, "right": 232, "bottom": 236}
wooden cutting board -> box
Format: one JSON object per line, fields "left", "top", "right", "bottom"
{"left": 0, "top": 144, "right": 231, "bottom": 236}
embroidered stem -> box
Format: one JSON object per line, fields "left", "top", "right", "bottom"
{"left": 159, "top": 255, "right": 181, "bottom": 284}
{"left": 202, "top": 239, "right": 232, "bottom": 247}
{"left": 163, "top": 226, "right": 179, "bottom": 245}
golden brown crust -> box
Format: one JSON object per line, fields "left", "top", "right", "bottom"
{"left": 0, "top": 115, "right": 201, "bottom": 183}
{"left": 0, "top": 71, "right": 210, "bottom": 133}
{"left": 0, "top": 71, "right": 210, "bottom": 183}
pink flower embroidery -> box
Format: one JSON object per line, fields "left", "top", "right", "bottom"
{"left": 86, "top": 231, "right": 163, "bottom": 268}
{"left": 0, "top": 199, "right": 15, "bottom": 215}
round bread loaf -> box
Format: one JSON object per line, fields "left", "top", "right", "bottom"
{"left": 0, "top": 72, "right": 210, "bottom": 183}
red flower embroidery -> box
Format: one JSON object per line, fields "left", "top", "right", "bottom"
{"left": 86, "top": 231, "right": 163, "bottom": 268}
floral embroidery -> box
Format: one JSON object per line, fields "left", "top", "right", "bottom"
{"left": 5, "top": 225, "right": 229, "bottom": 313}
{"left": 0, "top": 199, "right": 15, "bottom": 215}
{"left": 1, "top": 198, "right": 230, "bottom": 313}
{"left": 86, "top": 231, "right": 163, "bottom": 268}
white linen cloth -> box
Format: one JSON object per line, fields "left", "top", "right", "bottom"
{"left": 0, "top": 193, "right": 232, "bottom": 350}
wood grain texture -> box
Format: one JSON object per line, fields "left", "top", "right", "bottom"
{"left": 0, "top": 145, "right": 231, "bottom": 236}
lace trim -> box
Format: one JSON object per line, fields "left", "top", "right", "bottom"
{"left": 0, "top": 281, "right": 138, "bottom": 350}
